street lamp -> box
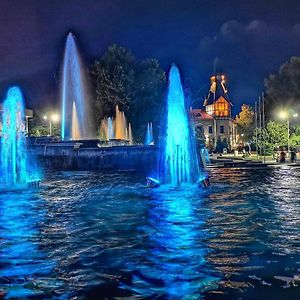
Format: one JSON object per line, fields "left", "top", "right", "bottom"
{"left": 43, "top": 113, "right": 60, "bottom": 136}
{"left": 278, "top": 110, "right": 298, "bottom": 154}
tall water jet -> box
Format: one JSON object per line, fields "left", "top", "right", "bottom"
{"left": 128, "top": 123, "right": 133, "bottom": 145}
{"left": 99, "top": 106, "right": 133, "bottom": 143}
{"left": 99, "top": 118, "right": 108, "bottom": 141}
{"left": 107, "top": 117, "right": 114, "bottom": 139}
{"left": 71, "top": 102, "right": 81, "bottom": 140}
{"left": 145, "top": 122, "right": 154, "bottom": 145}
{"left": 114, "top": 105, "right": 128, "bottom": 140}
{"left": 158, "top": 64, "right": 201, "bottom": 185}
{"left": 0, "top": 87, "right": 40, "bottom": 186}
{"left": 61, "top": 32, "right": 94, "bottom": 140}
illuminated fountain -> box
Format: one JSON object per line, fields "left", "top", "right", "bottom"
{"left": 99, "top": 106, "right": 133, "bottom": 144}
{"left": 150, "top": 64, "right": 205, "bottom": 187}
{"left": 115, "top": 105, "right": 127, "bottom": 140}
{"left": 61, "top": 33, "right": 94, "bottom": 141}
{"left": 124, "top": 189, "right": 216, "bottom": 298}
{"left": 128, "top": 123, "right": 133, "bottom": 145}
{"left": 0, "top": 87, "right": 40, "bottom": 187}
{"left": 145, "top": 122, "right": 154, "bottom": 145}
{"left": 108, "top": 117, "right": 114, "bottom": 140}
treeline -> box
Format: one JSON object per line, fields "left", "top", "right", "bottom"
{"left": 235, "top": 56, "right": 300, "bottom": 153}
{"left": 90, "top": 44, "right": 166, "bottom": 141}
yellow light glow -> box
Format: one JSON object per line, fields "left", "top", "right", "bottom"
{"left": 278, "top": 111, "right": 288, "bottom": 120}
{"left": 51, "top": 113, "right": 60, "bottom": 122}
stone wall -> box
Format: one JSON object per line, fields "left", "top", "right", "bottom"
{"left": 31, "top": 143, "right": 157, "bottom": 172}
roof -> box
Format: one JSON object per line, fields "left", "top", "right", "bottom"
{"left": 203, "top": 74, "right": 233, "bottom": 107}
{"left": 190, "top": 109, "right": 214, "bottom": 120}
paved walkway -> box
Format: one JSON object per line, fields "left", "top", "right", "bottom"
{"left": 207, "top": 153, "right": 300, "bottom": 168}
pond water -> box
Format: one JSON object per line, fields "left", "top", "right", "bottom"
{"left": 1, "top": 167, "right": 300, "bottom": 299}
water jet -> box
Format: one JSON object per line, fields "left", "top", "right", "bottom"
{"left": 61, "top": 32, "right": 94, "bottom": 140}
{"left": 152, "top": 64, "right": 207, "bottom": 187}
{"left": 0, "top": 87, "right": 40, "bottom": 188}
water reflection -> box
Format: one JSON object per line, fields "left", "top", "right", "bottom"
{"left": 2, "top": 169, "right": 300, "bottom": 299}
{"left": 262, "top": 168, "right": 300, "bottom": 254}
{"left": 125, "top": 185, "right": 218, "bottom": 299}
{"left": 0, "top": 190, "right": 53, "bottom": 298}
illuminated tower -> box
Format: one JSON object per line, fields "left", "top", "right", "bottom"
{"left": 191, "top": 74, "right": 236, "bottom": 150}
{"left": 203, "top": 75, "right": 232, "bottom": 117}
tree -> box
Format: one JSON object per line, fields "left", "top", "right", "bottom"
{"left": 290, "top": 125, "right": 300, "bottom": 148}
{"left": 28, "top": 108, "right": 61, "bottom": 137}
{"left": 253, "top": 121, "right": 288, "bottom": 155}
{"left": 235, "top": 104, "right": 255, "bottom": 142}
{"left": 91, "top": 45, "right": 136, "bottom": 123}
{"left": 215, "top": 137, "right": 228, "bottom": 153}
{"left": 195, "top": 125, "right": 206, "bottom": 147}
{"left": 265, "top": 57, "right": 300, "bottom": 119}
{"left": 131, "top": 58, "right": 166, "bottom": 140}
{"left": 91, "top": 45, "right": 166, "bottom": 141}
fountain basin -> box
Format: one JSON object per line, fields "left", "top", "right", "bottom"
{"left": 30, "top": 140, "right": 157, "bottom": 171}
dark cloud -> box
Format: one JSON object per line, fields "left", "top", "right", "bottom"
{"left": 0, "top": 0, "right": 299, "bottom": 114}
{"left": 198, "top": 19, "right": 300, "bottom": 111}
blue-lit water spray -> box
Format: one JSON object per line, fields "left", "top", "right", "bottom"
{"left": 107, "top": 117, "right": 114, "bottom": 139}
{"left": 124, "top": 187, "right": 217, "bottom": 298}
{"left": 61, "top": 33, "right": 94, "bottom": 140}
{"left": 145, "top": 122, "right": 154, "bottom": 145}
{"left": 0, "top": 87, "right": 40, "bottom": 187}
{"left": 157, "top": 64, "right": 202, "bottom": 186}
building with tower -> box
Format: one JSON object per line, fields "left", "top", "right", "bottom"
{"left": 191, "top": 74, "right": 237, "bottom": 150}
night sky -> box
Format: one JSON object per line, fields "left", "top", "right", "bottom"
{"left": 0, "top": 0, "right": 300, "bottom": 114}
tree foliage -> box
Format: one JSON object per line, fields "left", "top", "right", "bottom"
{"left": 265, "top": 56, "right": 300, "bottom": 118}
{"left": 290, "top": 125, "right": 300, "bottom": 148}
{"left": 28, "top": 108, "right": 60, "bottom": 137}
{"left": 131, "top": 59, "right": 166, "bottom": 139}
{"left": 29, "top": 125, "right": 60, "bottom": 137}
{"left": 253, "top": 121, "right": 288, "bottom": 154}
{"left": 90, "top": 45, "right": 166, "bottom": 141}
{"left": 215, "top": 137, "right": 228, "bottom": 153}
{"left": 91, "top": 45, "right": 136, "bottom": 121}
{"left": 195, "top": 125, "right": 206, "bottom": 147}
{"left": 235, "top": 104, "right": 255, "bottom": 142}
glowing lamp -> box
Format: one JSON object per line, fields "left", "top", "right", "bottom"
{"left": 278, "top": 111, "right": 288, "bottom": 120}
{"left": 51, "top": 113, "right": 60, "bottom": 122}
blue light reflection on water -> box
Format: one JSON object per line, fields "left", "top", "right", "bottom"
{"left": 0, "top": 190, "right": 55, "bottom": 299}
{"left": 123, "top": 184, "right": 218, "bottom": 299}
{"left": 1, "top": 169, "right": 300, "bottom": 298}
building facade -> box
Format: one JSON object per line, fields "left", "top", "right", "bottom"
{"left": 191, "top": 74, "right": 237, "bottom": 150}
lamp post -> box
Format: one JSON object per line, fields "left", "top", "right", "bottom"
{"left": 241, "top": 133, "right": 244, "bottom": 146}
{"left": 43, "top": 113, "right": 60, "bottom": 136}
{"left": 279, "top": 111, "right": 298, "bottom": 154}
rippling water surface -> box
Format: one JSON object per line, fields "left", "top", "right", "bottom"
{"left": 1, "top": 167, "right": 300, "bottom": 299}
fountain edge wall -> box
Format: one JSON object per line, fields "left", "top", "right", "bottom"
{"left": 31, "top": 143, "right": 157, "bottom": 172}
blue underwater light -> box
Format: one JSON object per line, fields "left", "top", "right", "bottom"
{"left": 0, "top": 86, "right": 41, "bottom": 187}
{"left": 149, "top": 64, "right": 206, "bottom": 187}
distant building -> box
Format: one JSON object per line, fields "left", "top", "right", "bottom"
{"left": 191, "top": 74, "right": 237, "bottom": 150}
